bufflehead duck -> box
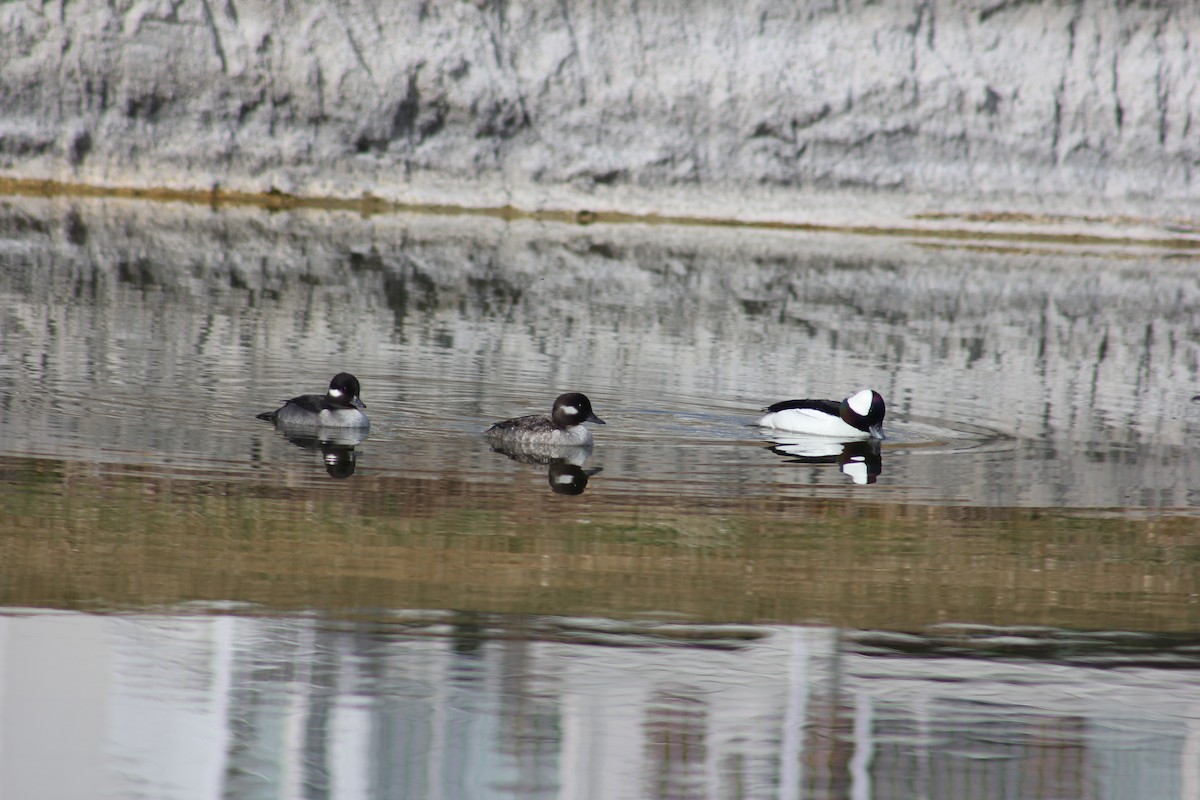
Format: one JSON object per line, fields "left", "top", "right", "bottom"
{"left": 757, "top": 389, "right": 885, "bottom": 439}
{"left": 485, "top": 392, "right": 605, "bottom": 448}
{"left": 256, "top": 372, "right": 369, "bottom": 429}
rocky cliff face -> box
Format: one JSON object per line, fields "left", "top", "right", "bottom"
{"left": 2, "top": 1, "right": 1198, "bottom": 223}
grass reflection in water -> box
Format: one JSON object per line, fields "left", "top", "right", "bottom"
{"left": 2, "top": 455, "right": 1197, "bottom": 633}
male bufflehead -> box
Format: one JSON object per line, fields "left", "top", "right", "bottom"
{"left": 256, "top": 372, "right": 369, "bottom": 429}
{"left": 757, "top": 389, "right": 886, "bottom": 439}
{"left": 485, "top": 392, "right": 605, "bottom": 448}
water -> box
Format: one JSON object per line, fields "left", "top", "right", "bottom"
{"left": 9, "top": 611, "right": 1200, "bottom": 799}
{"left": 2, "top": 194, "right": 1200, "bottom": 798}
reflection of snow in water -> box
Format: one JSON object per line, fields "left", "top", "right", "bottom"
{"left": 3, "top": 610, "right": 1199, "bottom": 800}
{"left": 2, "top": 197, "right": 1198, "bottom": 508}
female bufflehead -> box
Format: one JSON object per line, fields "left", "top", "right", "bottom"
{"left": 485, "top": 392, "right": 605, "bottom": 448}
{"left": 256, "top": 372, "right": 369, "bottom": 429}
{"left": 757, "top": 389, "right": 885, "bottom": 439}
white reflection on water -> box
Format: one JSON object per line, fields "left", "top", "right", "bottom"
{"left": 766, "top": 437, "right": 884, "bottom": 484}
{"left": 2, "top": 609, "right": 1200, "bottom": 800}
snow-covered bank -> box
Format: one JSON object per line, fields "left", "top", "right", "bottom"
{"left": 2, "top": 1, "right": 1198, "bottom": 229}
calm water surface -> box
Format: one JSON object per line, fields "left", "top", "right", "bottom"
{"left": 2, "top": 195, "right": 1200, "bottom": 798}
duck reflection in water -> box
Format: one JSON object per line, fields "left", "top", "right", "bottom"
{"left": 767, "top": 437, "right": 883, "bottom": 485}
{"left": 488, "top": 441, "right": 602, "bottom": 496}
{"left": 263, "top": 425, "right": 369, "bottom": 479}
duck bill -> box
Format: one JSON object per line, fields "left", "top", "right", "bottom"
{"left": 353, "top": 397, "right": 367, "bottom": 410}
{"left": 868, "top": 423, "right": 885, "bottom": 440}
{"left": 587, "top": 413, "right": 606, "bottom": 425}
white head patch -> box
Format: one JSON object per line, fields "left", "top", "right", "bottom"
{"left": 847, "top": 390, "right": 874, "bottom": 417}
{"left": 329, "top": 387, "right": 345, "bottom": 399}
{"left": 561, "top": 405, "right": 579, "bottom": 417}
